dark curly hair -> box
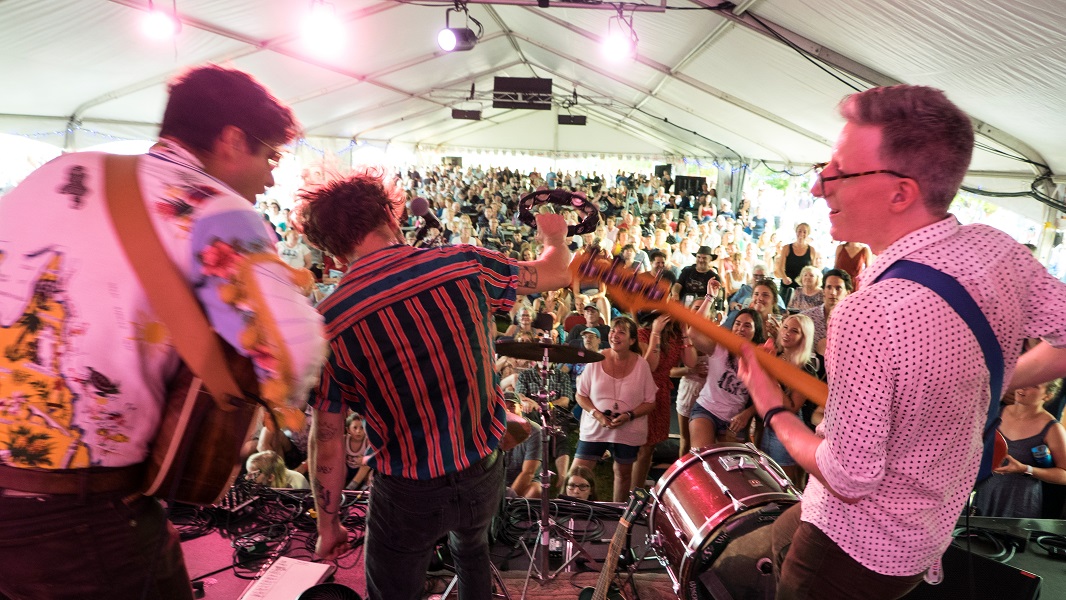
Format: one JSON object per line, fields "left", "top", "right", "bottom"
{"left": 294, "top": 168, "right": 405, "bottom": 259}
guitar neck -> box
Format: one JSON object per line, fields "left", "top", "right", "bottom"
{"left": 591, "top": 515, "right": 632, "bottom": 600}
{"left": 657, "top": 302, "right": 828, "bottom": 406}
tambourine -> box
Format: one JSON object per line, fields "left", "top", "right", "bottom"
{"left": 517, "top": 188, "right": 599, "bottom": 236}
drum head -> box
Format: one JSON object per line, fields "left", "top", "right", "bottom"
{"left": 648, "top": 444, "right": 798, "bottom": 600}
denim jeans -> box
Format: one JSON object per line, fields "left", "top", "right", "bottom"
{"left": 364, "top": 450, "right": 504, "bottom": 600}
{"left": 0, "top": 492, "right": 192, "bottom": 600}
{"left": 772, "top": 503, "right": 924, "bottom": 600}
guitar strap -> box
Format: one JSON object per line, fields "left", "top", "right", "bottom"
{"left": 103, "top": 154, "right": 244, "bottom": 405}
{"left": 873, "top": 260, "right": 1004, "bottom": 483}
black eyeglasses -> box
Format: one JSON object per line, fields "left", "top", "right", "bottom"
{"left": 813, "top": 162, "right": 912, "bottom": 186}
{"left": 566, "top": 483, "right": 590, "bottom": 491}
{"left": 246, "top": 132, "right": 283, "bottom": 168}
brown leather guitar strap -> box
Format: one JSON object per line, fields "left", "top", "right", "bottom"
{"left": 103, "top": 154, "right": 243, "bottom": 406}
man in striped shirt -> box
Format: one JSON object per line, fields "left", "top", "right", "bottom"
{"left": 298, "top": 171, "right": 571, "bottom": 600}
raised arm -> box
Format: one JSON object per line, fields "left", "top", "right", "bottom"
{"left": 516, "top": 213, "right": 571, "bottom": 294}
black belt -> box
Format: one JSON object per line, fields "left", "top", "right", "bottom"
{"left": 0, "top": 462, "right": 144, "bottom": 496}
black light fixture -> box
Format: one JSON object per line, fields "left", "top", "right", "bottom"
{"left": 438, "top": 1, "right": 482, "bottom": 52}
{"left": 438, "top": 27, "right": 478, "bottom": 52}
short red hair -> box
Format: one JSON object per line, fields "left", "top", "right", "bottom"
{"left": 293, "top": 167, "right": 405, "bottom": 258}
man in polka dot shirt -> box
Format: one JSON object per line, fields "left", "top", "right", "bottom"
{"left": 736, "top": 85, "right": 1066, "bottom": 599}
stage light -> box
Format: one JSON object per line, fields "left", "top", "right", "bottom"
{"left": 603, "top": 7, "right": 638, "bottom": 61}
{"left": 302, "top": 0, "right": 345, "bottom": 56}
{"left": 142, "top": 1, "right": 180, "bottom": 40}
{"left": 438, "top": 27, "right": 478, "bottom": 52}
{"left": 437, "top": 2, "right": 482, "bottom": 52}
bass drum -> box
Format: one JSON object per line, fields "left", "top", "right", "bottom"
{"left": 648, "top": 443, "right": 800, "bottom": 599}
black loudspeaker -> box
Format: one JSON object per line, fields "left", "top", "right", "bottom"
{"left": 558, "top": 114, "right": 586, "bottom": 125}
{"left": 451, "top": 109, "right": 482, "bottom": 120}
{"left": 674, "top": 175, "right": 704, "bottom": 196}
{"left": 902, "top": 543, "right": 1041, "bottom": 599}
{"left": 492, "top": 77, "right": 553, "bottom": 110}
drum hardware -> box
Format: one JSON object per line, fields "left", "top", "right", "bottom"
{"left": 516, "top": 342, "right": 600, "bottom": 598}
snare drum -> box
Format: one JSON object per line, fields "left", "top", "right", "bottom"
{"left": 648, "top": 443, "right": 800, "bottom": 599}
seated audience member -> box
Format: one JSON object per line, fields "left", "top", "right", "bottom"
{"left": 344, "top": 412, "right": 371, "bottom": 491}
{"left": 246, "top": 450, "right": 310, "bottom": 489}
{"left": 503, "top": 399, "right": 543, "bottom": 499}
{"left": 975, "top": 380, "right": 1066, "bottom": 518}
{"left": 787, "top": 266, "right": 824, "bottom": 312}
{"left": 567, "top": 304, "right": 610, "bottom": 347}
{"left": 800, "top": 268, "right": 853, "bottom": 356}
{"left": 562, "top": 466, "right": 598, "bottom": 501}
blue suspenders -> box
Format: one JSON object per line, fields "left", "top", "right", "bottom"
{"left": 874, "top": 260, "right": 1004, "bottom": 483}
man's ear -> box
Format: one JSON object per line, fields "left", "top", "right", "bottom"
{"left": 212, "top": 125, "right": 247, "bottom": 161}
{"left": 888, "top": 178, "right": 923, "bottom": 214}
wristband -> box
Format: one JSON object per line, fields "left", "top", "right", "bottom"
{"left": 763, "top": 407, "right": 788, "bottom": 430}
{"left": 626, "top": 410, "right": 635, "bottom": 421}
{"left": 1026, "top": 464, "right": 1034, "bottom": 476}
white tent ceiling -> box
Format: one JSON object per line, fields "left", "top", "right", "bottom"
{"left": 1, "top": 0, "right": 1064, "bottom": 217}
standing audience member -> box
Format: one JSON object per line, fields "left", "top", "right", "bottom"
{"left": 0, "top": 65, "right": 326, "bottom": 600}
{"left": 302, "top": 169, "right": 570, "bottom": 600}
{"left": 573, "top": 317, "right": 658, "bottom": 502}
{"left": 689, "top": 307, "right": 766, "bottom": 449}
{"left": 775, "top": 222, "right": 819, "bottom": 305}
{"left": 759, "top": 314, "right": 820, "bottom": 488}
{"left": 834, "top": 241, "right": 874, "bottom": 290}
{"left": 633, "top": 313, "right": 693, "bottom": 488}
{"left": 673, "top": 298, "right": 711, "bottom": 456}
{"left": 975, "top": 380, "right": 1066, "bottom": 518}
{"left": 673, "top": 246, "right": 722, "bottom": 306}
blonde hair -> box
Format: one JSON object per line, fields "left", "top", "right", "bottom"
{"left": 780, "top": 314, "right": 815, "bottom": 368}
{"left": 246, "top": 450, "right": 287, "bottom": 486}
{"left": 798, "top": 265, "right": 823, "bottom": 289}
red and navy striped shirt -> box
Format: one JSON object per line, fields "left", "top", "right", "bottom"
{"left": 311, "top": 243, "right": 518, "bottom": 479}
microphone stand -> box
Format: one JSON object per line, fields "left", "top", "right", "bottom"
{"left": 520, "top": 345, "right": 597, "bottom": 599}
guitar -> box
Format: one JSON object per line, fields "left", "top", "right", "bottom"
{"left": 578, "top": 488, "right": 651, "bottom": 600}
{"left": 568, "top": 250, "right": 1010, "bottom": 473}
{"left": 142, "top": 340, "right": 262, "bottom": 506}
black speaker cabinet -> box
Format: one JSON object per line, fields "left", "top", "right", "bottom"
{"left": 902, "top": 543, "right": 1041, "bottom": 599}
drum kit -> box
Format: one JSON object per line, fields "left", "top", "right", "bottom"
{"left": 495, "top": 339, "right": 801, "bottom": 600}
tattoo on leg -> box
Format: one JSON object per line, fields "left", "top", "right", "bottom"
{"left": 317, "top": 465, "right": 334, "bottom": 474}
{"left": 518, "top": 265, "right": 538, "bottom": 289}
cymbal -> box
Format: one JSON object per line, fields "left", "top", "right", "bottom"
{"left": 495, "top": 341, "right": 604, "bottom": 364}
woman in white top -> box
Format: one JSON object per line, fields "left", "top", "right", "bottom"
{"left": 245, "top": 450, "right": 310, "bottom": 489}
{"left": 276, "top": 229, "right": 312, "bottom": 269}
{"left": 689, "top": 305, "right": 767, "bottom": 450}
{"left": 573, "top": 316, "right": 658, "bottom": 501}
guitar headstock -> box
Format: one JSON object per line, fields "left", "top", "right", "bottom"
{"left": 620, "top": 487, "right": 651, "bottom": 527}
{"left": 569, "top": 249, "right": 672, "bottom": 315}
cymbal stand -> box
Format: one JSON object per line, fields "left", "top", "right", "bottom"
{"left": 519, "top": 347, "right": 598, "bottom": 599}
